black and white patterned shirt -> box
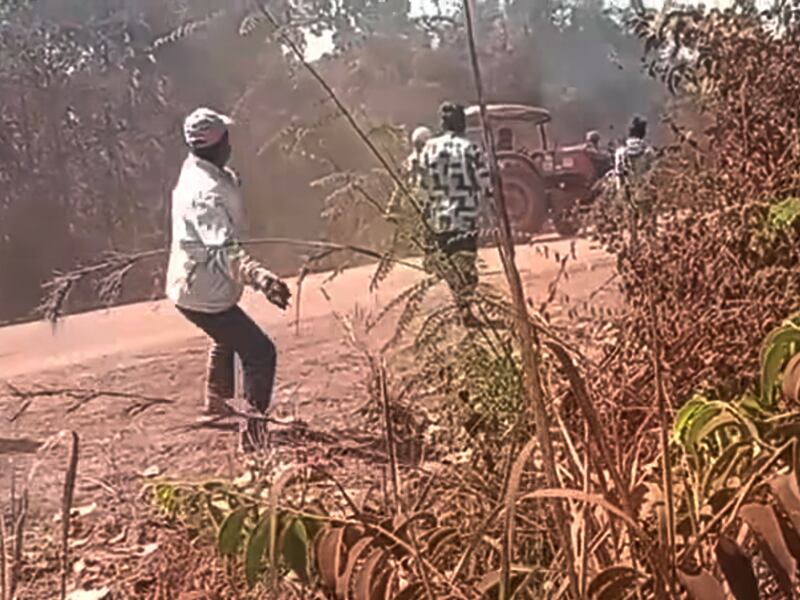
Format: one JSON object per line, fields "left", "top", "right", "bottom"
{"left": 419, "top": 132, "right": 491, "bottom": 234}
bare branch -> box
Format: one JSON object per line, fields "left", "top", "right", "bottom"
{"left": 4, "top": 383, "right": 175, "bottom": 423}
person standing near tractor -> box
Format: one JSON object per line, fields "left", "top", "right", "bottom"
{"left": 166, "top": 107, "right": 292, "bottom": 453}
{"left": 584, "top": 130, "right": 612, "bottom": 174}
{"left": 404, "top": 126, "right": 432, "bottom": 181}
{"left": 387, "top": 126, "right": 432, "bottom": 238}
{"left": 615, "top": 117, "right": 656, "bottom": 208}
{"left": 418, "top": 102, "right": 492, "bottom": 328}
{"left": 615, "top": 115, "right": 657, "bottom": 243}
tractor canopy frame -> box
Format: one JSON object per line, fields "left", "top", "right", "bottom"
{"left": 464, "top": 103, "right": 552, "bottom": 152}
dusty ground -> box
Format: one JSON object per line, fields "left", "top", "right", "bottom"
{"left": 0, "top": 238, "right": 617, "bottom": 598}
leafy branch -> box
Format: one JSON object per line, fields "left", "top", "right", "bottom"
{"left": 35, "top": 236, "right": 425, "bottom": 324}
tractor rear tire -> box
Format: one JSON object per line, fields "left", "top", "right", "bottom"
{"left": 496, "top": 153, "right": 548, "bottom": 236}
{"left": 550, "top": 187, "right": 590, "bottom": 238}
{"left": 552, "top": 208, "right": 581, "bottom": 237}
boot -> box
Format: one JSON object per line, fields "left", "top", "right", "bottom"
{"left": 204, "top": 393, "right": 234, "bottom": 416}
{"left": 205, "top": 342, "right": 235, "bottom": 415}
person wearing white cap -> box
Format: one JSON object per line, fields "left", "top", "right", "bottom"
{"left": 389, "top": 125, "right": 431, "bottom": 222}
{"left": 403, "top": 126, "right": 432, "bottom": 178}
{"left": 166, "top": 107, "right": 291, "bottom": 452}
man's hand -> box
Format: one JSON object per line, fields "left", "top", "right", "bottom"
{"left": 264, "top": 278, "right": 291, "bottom": 310}
{"left": 237, "top": 254, "right": 291, "bottom": 310}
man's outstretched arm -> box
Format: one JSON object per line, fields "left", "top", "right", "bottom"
{"left": 237, "top": 253, "right": 292, "bottom": 310}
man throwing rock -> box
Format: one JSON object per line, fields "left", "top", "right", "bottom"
{"left": 166, "top": 107, "right": 291, "bottom": 452}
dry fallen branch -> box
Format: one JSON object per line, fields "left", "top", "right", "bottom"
{"left": 4, "top": 383, "right": 175, "bottom": 423}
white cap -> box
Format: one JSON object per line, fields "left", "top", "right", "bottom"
{"left": 183, "top": 107, "right": 233, "bottom": 149}
{"left": 411, "top": 126, "right": 432, "bottom": 148}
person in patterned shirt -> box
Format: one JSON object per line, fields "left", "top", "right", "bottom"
{"left": 418, "top": 102, "right": 492, "bottom": 328}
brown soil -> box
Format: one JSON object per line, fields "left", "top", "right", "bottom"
{"left": 0, "top": 238, "right": 617, "bottom": 599}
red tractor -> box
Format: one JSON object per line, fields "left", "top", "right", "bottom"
{"left": 465, "top": 104, "right": 612, "bottom": 237}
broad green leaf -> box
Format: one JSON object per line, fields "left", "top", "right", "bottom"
{"left": 683, "top": 399, "right": 763, "bottom": 458}
{"left": 767, "top": 197, "right": 800, "bottom": 233}
{"left": 782, "top": 354, "right": 800, "bottom": 404}
{"left": 736, "top": 392, "right": 767, "bottom": 417}
{"left": 218, "top": 506, "right": 248, "bottom": 556}
{"left": 282, "top": 517, "right": 311, "bottom": 582}
{"left": 674, "top": 395, "right": 711, "bottom": 444}
{"left": 702, "top": 441, "right": 751, "bottom": 498}
{"left": 691, "top": 411, "right": 741, "bottom": 449}
{"left": 675, "top": 398, "right": 724, "bottom": 456}
{"left": 301, "top": 515, "right": 326, "bottom": 542}
{"left": 245, "top": 512, "right": 270, "bottom": 588}
{"left": 760, "top": 326, "right": 800, "bottom": 408}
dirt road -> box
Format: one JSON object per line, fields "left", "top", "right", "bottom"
{"left": 0, "top": 239, "right": 616, "bottom": 520}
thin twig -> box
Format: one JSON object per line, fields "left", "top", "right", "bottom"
{"left": 545, "top": 342, "right": 634, "bottom": 515}
{"left": 378, "top": 361, "right": 401, "bottom": 514}
{"left": 1, "top": 501, "right": 7, "bottom": 600}
{"left": 580, "top": 423, "right": 591, "bottom": 597}
{"left": 60, "top": 432, "right": 79, "bottom": 600}
{"left": 460, "top": 0, "right": 580, "bottom": 597}
{"left": 648, "top": 294, "right": 676, "bottom": 591}
{"left": 8, "top": 491, "right": 26, "bottom": 600}
{"left": 294, "top": 267, "right": 305, "bottom": 337}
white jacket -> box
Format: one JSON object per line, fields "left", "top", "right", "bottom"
{"left": 166, "top": 155, "right": 247, "bottom": 313}
{"left": 614, "top": 137, "right": 655, "bottom": 188}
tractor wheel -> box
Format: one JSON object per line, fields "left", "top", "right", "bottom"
{"left": 496, "top": 153, "right": 548, "bottom": 235}
{"left": 552, "top": 206, "right": 581, "bottom": 237}
{"left": 550, "top": 186, "right": 590, "bottom": 238}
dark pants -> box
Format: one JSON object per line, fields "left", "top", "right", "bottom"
{"left": 177, "top": 305, "right": 277, "bottom": 416}
{"left": 423, "top": 231, "right": 479, "bottom": 313}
